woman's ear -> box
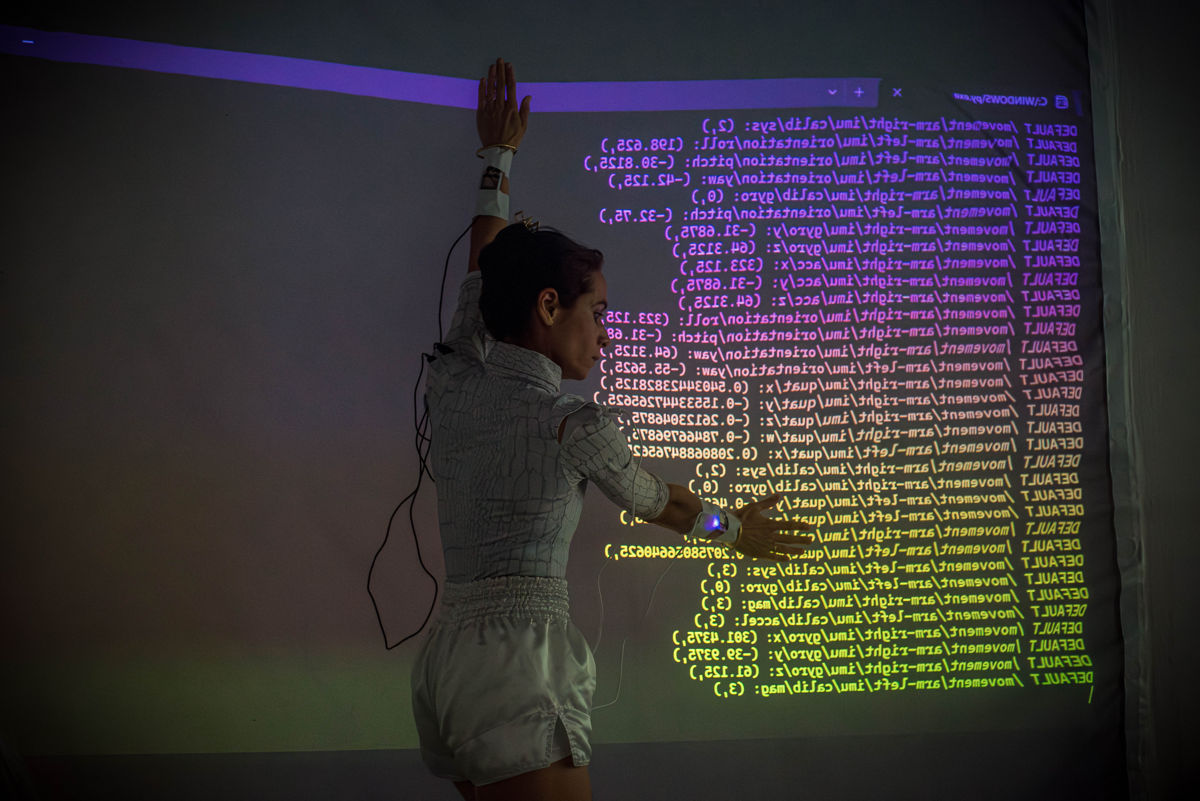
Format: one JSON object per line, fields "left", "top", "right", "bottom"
{"left": 537, "top": 288, "right": 560, "bottom": 326}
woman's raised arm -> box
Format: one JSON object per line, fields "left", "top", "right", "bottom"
{"left": 469, "top": 58, "right": 531, "bottom": 273}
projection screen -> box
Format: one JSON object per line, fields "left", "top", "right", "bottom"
{"left": 0, "top": 3, "right": 1127, "bottom": 798}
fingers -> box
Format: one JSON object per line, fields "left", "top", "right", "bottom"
{"left": 737, "top": 494, "right": 814, "bottom": 530}
{"left": 519, "top": 94, "right": 532, "bottom": 124}
{"left": 777, "top": 537, "right": 814, "bottom": 549}
{"left": 746, "top": 493, "right": 781, "bottom": 513}
{"left": 749, "top": 544, "right": 794, "bottom": 562}
{"left": 505, "top": 60, "right": 517, "bottom": 106}
{"left": 482, "top": 59, "right": 505, "bottom": 102}
{"left": 484, "top": 58, "right": 516, "bottom": 105}
{"left": 481, "top": 60, "right": 527, "bottom": 113}
{"left": 737, "top": 493, "right": 781, "bottom": 518}
{"left": 764, "top": 532, "right": 813, "bottom": 548}
{"left": 775, "top": 533, "right": 815, "bottom": 545}
{"left": 735, "top": 528, "right": 814, "bottom": 562}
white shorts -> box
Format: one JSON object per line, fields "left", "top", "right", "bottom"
{"left": 410, "top": 576, "right": 596, "bottom": 786}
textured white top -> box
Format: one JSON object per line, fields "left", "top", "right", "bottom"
{"left": 427, "top": 272, "right": 669, "bottom": 582}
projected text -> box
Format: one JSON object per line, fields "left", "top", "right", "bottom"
{"left": 586, "top": 106, "right": 1095, "bottom": 700}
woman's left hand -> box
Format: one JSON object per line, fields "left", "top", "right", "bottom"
{"left": 730, "top": 494, "right": 814, "bottom": 561}
{"left": 477, "top": 58, "right": 531, "bottom": 149}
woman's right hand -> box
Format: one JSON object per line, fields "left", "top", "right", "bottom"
{"left": 477, "top": 58, "right": 531, "bottom": 150}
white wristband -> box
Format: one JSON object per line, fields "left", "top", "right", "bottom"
{"left": 474, "top": 146, "right": 513, "bottom": 220}
{"left": 688, "top": 499, "right": 742, "bottom": 545}
{"left": 475, "top": 189, "right": 509, "bottom": 220}
{"left": 478, "top": 145, "right": 514, "bottom": 175}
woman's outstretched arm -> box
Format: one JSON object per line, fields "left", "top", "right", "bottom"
{"left": 651, "top": 483, "right": 814, "bottom": 562}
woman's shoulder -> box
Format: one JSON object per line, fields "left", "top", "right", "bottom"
{"left": 551, "top": 393, "right": 603, "bottom": 422}
{"left": 553, "top": 395, "right": 630, "bottom": 445}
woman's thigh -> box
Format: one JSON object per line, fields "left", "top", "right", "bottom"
{"left": 475, "top": 758, "right": 591, "bottom": 801}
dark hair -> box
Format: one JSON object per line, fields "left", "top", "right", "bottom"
{"left": 478, "top": 224, "right": 604, "bottom": 341}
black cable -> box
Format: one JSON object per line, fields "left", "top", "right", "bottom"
{"left": 367, "top": 220, "right": 473, "bottom": 649}
{"left": 437, "top": 221, "right": 473, "bottom": 343}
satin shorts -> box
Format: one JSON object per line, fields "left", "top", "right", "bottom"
{"left": 410, "top": 576, "right": 595, "bottom": 786}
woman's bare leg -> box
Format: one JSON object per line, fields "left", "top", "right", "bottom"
{"left": 474, "top": 758, "right": 591, "bottom": 801}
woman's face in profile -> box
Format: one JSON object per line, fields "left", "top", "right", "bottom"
{"left": 548, "top": 270, "right": 610, "bottom": 381}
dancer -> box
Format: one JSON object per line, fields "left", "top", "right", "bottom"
{"left": 411, "top": 58, "right": 813, "bottom": 801}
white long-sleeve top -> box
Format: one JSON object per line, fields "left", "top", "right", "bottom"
{"left": 426, "top": 272, "right": 669, "bottom": 582}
